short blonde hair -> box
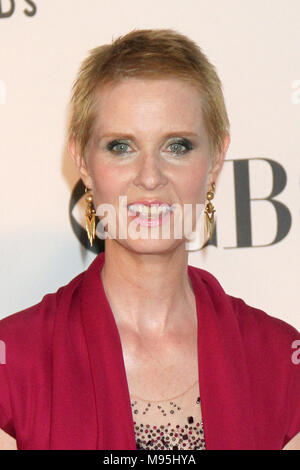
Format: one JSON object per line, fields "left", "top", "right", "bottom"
{"left": 68, "top": 28, "right": 230, "bottom": 165}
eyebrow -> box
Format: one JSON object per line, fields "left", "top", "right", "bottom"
{"left": 97, "top": 131, "right": 199, "bottom": 141}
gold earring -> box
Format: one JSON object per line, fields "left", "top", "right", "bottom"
{"left": 85, "top": 187, "right": 96, "bottom": 247}
{"left": 204, "top": 182, "right": 216, "bottom": 240}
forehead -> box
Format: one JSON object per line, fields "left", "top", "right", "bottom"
{"left": 92, "top": 78, "right": 205, "bottom": 134}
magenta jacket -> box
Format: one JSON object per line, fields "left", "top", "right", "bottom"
{"left": 0, "top": 251, "right": 300, "bottom": 450}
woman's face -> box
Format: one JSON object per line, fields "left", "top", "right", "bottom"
{"left": 70, "top": 78, "right": 229, "bottom": 253}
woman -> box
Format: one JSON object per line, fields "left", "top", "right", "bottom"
{"left": 0, "top": 28, "right": 300, "bottom": 450}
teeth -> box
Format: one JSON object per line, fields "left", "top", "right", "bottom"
{"left": 128, "top": 204, "right": 172, "bottom": 217}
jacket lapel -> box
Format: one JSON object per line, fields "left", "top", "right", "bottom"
{"left": 80, "top": 252, "right": 136, "bottom": 450}
{"left": 188, "top": 265, "right": 257, "bottom": 449}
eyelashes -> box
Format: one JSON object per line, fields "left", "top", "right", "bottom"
{"left": 169, "top": 138, "right": 194, "bottom": 155}
{"left": 105, "top": 138, "right": 194, "bottom": 157}
{"left": 106, "top": 140, "right": 130, "bottom": 154}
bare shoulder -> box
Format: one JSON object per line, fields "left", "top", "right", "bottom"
{"left": 282, "top": 431, "right": 300, "bottom": 450}
{"left": 0, "top": 428, "right": 17, "bottom": 450}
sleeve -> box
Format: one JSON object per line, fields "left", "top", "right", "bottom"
{"left": 282, "top": 342, "right": 300, "bottom": 447}
{"left": 0, "top": 361, "right": 16, "bottom": 439}
{"left": 0, "top": 319, "right": 17, "bottom": 439}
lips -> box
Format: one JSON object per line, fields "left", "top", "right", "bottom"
{"left": 127, "top": 199, "right": 172, "bottom": 207}
{"left": 128, "top": 201, "right": 172, "bottom": 215}
{"left": 126, "top": 200, "right": 174, "bottom": 228}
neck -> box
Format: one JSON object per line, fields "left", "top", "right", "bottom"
{"left": 100, "top": 240, "right": 196, "bottom": 337}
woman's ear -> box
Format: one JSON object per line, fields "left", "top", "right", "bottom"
{"left": 68, "top": 138, "right": 93, "bottom": 189}
{"left": 208, "top": 132, "right": 231, "bottom": 185}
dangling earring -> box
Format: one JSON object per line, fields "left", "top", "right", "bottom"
{"left": 85, "top": 187, "right": 96, "bottom": 247}
{"left": 204, "top": 182, "right": 216, "bottom": 240}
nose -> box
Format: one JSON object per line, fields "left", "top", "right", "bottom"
{"left": 133, "top": 151, "right": 168, "bottom": 191}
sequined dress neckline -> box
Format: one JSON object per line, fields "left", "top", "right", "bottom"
{"left": 130, "top": 380, "right": 205, "bottom": 450}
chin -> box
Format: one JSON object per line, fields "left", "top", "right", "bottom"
{"left": 114, "top": 237, "right": 184, "bottom": 255}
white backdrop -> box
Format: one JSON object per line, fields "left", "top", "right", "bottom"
{"left": 0, "top": 0, "right": 299, "bottom": 329}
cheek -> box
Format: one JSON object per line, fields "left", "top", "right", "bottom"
{"left": 176, "top": 163, "right": 208, "bottom": 203}
{"left": 89, "top": 162, "right": 128, "bottom": 206}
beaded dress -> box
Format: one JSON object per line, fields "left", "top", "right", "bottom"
{"left": 130, "top": 380, "right": 205, "bottom": 450}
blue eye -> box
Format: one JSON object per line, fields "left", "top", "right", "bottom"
{"left": 168, "top": 139, "right": 194, "bottom": 156}
{"left": 106, "top": 140, "right": 130, "bottom": 155}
